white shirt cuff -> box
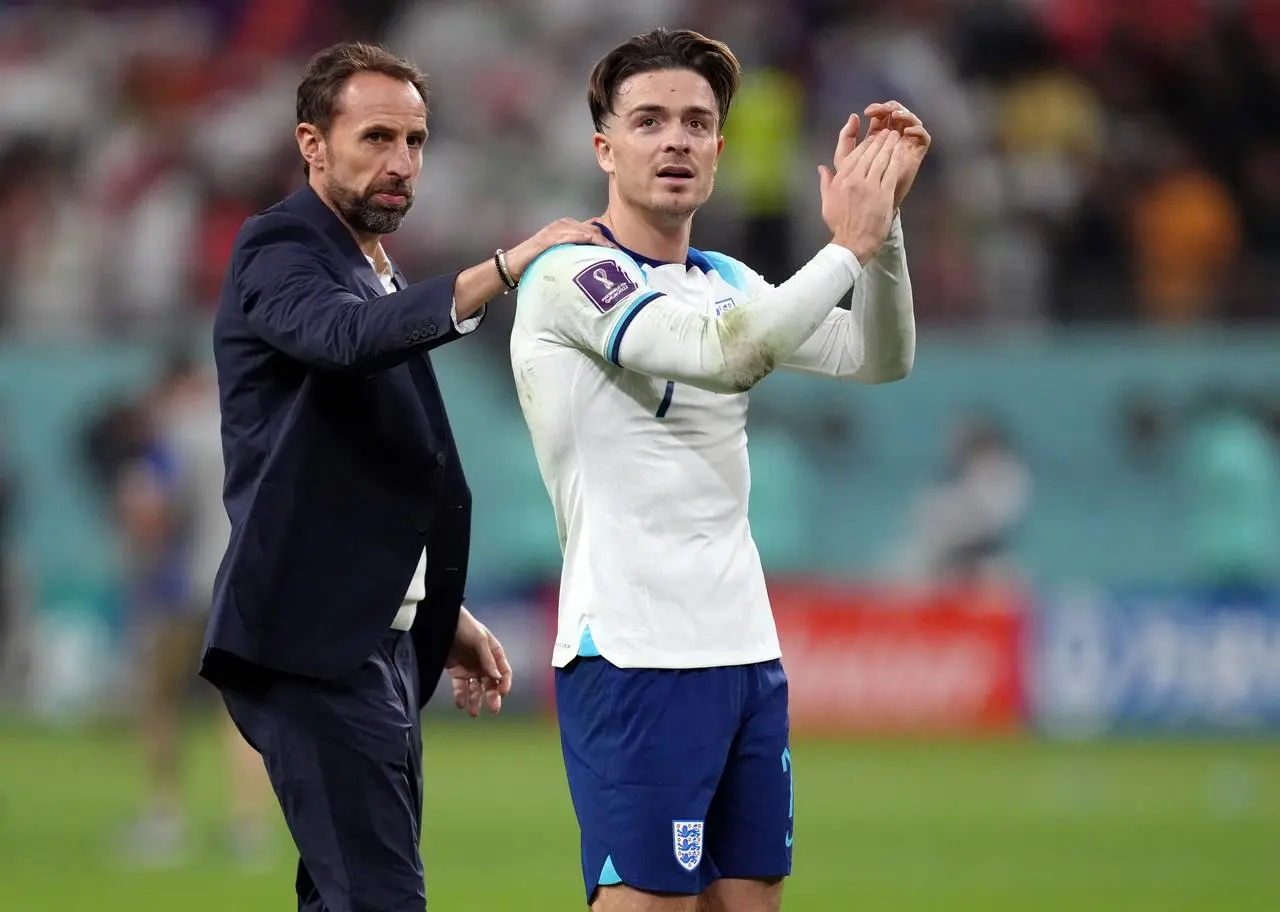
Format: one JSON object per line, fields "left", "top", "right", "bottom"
{"left": 451, "top": 298, "right": 485, "bottom": 335}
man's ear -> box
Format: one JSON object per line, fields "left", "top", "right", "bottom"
{"left": 593, "top": 132, "right": 614, "bottom": 176}
{"left": 296, "top": 123, "right": 326, "bottom": 174}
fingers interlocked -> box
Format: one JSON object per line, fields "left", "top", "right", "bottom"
{"left": 836, "top": 127, "right": 902, "bottom": 188}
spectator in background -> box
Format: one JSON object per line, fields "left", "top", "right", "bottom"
{"left": 1049, "top": 156, "right": 1136, "bottom": 323}
{"left": 889, "top": 413, "right": 1033, "bottom": 585}
{"left": 1177, "top": 389, "right": 1280, "bottom": 595}
{"left": 719, "top": 57, "right": 804, "bottom": 283}
{"left": 1234, "top": 138, "right": 1280, "bottom": 322}
{"left": 2, "top": 0, "right": 1279, "bottom": 334}
{"left": 81, "top": 398, "right": 151, "bottom": 509}
{"left": 1129, "top": 133, "right": 1240, "bottom": 324}
{"left": 115, "top": 352, "right": 271, "bottom": 867}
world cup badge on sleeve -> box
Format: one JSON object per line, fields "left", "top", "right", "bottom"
{"left": 672, "top": 819, "right": 704, "bottom": 872}
{"left": 573, "top": 260, "right": 637, "bottom": 313}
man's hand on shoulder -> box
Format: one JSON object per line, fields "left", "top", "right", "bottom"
{"left": 504, "top": 218, "right": 615, "bottom": 284}
{"left": 456, "top": 219, "right": 614, "bottom": 318}
{"left": 446, "top": 606, "right": 514, "bottom": 717}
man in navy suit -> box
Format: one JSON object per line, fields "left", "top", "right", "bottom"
{"left": 201, "top": 42, "right": 610, "bottom": 911}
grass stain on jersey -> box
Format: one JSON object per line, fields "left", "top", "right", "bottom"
{"left": 720, "top": 307, "right": 778, "bottom": 392}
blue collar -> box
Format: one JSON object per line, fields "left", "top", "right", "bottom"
{"left": 592, "top": 221, "right": 714, "bottom": 274}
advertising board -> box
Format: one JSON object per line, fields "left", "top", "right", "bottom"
{"left": 1028, "top": 586, "right": 1280, "bottom": 736}
{"left": 770, "top": 582, "right": 1027, "bottom": 734}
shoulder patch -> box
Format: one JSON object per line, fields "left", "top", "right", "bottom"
{"left": 573, "top": 259, "right": 638, "bottom": 313}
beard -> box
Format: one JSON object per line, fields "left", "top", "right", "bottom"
{"left": 650, "top": 195, "right": 701, "bottom": 223}
{"left": 639, "top": 176, "right": 712, "bottom": 224}
{"left": 327, "top": 176, "right": 415, "bottom": 235}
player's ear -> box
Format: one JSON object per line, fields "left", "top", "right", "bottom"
{"left": 593, "top": 132, "right": 615, "bottom": 176}
{"left": 714, "top": 132, "right": 724, "bottom": 170}
{"left": 297, "top": 123, "right": 326, "bottom": 174}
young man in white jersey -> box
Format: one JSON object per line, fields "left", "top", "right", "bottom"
{"left": 510, "top": 28, "right": 930, "bottom": 912}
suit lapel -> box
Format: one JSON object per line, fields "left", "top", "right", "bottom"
{"left": 281, "top": 186, "right": 388, "bottom": 301}
{"left": 279, "top": 187, "right": 447, "bottom": 452}
{"left": 353, "top": 259, "right": 388, "bottom": 301}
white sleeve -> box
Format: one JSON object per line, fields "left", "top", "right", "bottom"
{"left": 724, "top": 214, "right": 915, "bottom": 383}
{"left": 450, "top": 299, "right": 484, "bottom": 334}
{"left": 516, "top": 243, "right": 864, "bottom": 394}
{"left": 516, "top": 246, "right": 667, "bottom": 367}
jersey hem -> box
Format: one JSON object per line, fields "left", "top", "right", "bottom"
{"left": 551, "top": 645, "right": 783, "bottom": 670}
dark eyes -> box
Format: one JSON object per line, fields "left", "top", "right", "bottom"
{"left": 364, "top": 132, "right": 425, "bottom": 146}
{"left": 638, "top": 118, "right": 707, "bottom": 130}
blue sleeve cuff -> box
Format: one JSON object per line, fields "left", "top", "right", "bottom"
{"left": 604, "top": 291, "right": 663, "bottom": 366}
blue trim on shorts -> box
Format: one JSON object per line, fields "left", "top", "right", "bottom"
{"left": 599, "top": 855, "right": 621, "bottom": 886}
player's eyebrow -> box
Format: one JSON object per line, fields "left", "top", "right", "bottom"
{"left": 626, "top": 103, "right": 717, "bottom": 122}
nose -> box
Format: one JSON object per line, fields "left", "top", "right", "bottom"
{"left": 662, "top": 124, "right": 692, "bottom": 155}
{"left": 387, "top": 141, "right": 414, "bottom": 179}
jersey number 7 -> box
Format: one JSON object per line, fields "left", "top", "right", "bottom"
{"left": 656, "top": 381, "right": 675, "bottom": 419}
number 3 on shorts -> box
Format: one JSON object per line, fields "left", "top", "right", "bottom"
{"left": 782, "top": 746, "right": 794, "bottom": 847}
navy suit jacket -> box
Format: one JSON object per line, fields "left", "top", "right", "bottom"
{"left": 200, "top": 185, "right": 475, "bottom": 707}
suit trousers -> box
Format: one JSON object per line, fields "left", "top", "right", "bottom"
{"left": 223, "top": 629, "right": 424, "bottom": 912}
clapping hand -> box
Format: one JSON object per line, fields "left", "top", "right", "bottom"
{"left": 860, "top": 101, "right": 932, "bottom": 208}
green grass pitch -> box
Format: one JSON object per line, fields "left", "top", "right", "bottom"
{"left": 2, "top": 715, "right": 1277, "bottom": 910}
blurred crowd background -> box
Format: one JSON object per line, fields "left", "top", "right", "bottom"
{"left": 5, "top": 0, "right": 1280, "bottom": 334}
{"left": 0, "top": 2, "right": 1278, "bottom": 909}
{"left": 0, "top": 0, "right": 1277, "bottom": 702}
{"left": 0, "top": 0, "right": 1275, "bottom": 703}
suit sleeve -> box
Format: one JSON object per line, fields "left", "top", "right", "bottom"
{"left": 517, "top": 244, "right": 863, "bottom": 394}
{"left": 235, "top": 212, "right": 470, "bottom": 373}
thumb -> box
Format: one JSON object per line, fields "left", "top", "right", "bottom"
{"left": 818, "top": 164, "right": 832, "bottom": 196}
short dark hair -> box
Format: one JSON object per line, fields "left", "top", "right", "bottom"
{"left": 296, "top": 42, "right": 430, "bottom": 175}
{"left": 587, "top": 28, "right": 741, "bottom": 133}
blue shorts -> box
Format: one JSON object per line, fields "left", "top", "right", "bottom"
{"left": 555, "top": 657, "right": 794, "bottom": 902}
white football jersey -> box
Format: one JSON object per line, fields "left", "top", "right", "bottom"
{"left": 511, "top": 219, "right": 912, "bottom": 669}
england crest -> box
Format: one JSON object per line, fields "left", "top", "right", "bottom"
{"left": 672, "top": 819, "right": 704, "bottom": 872}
